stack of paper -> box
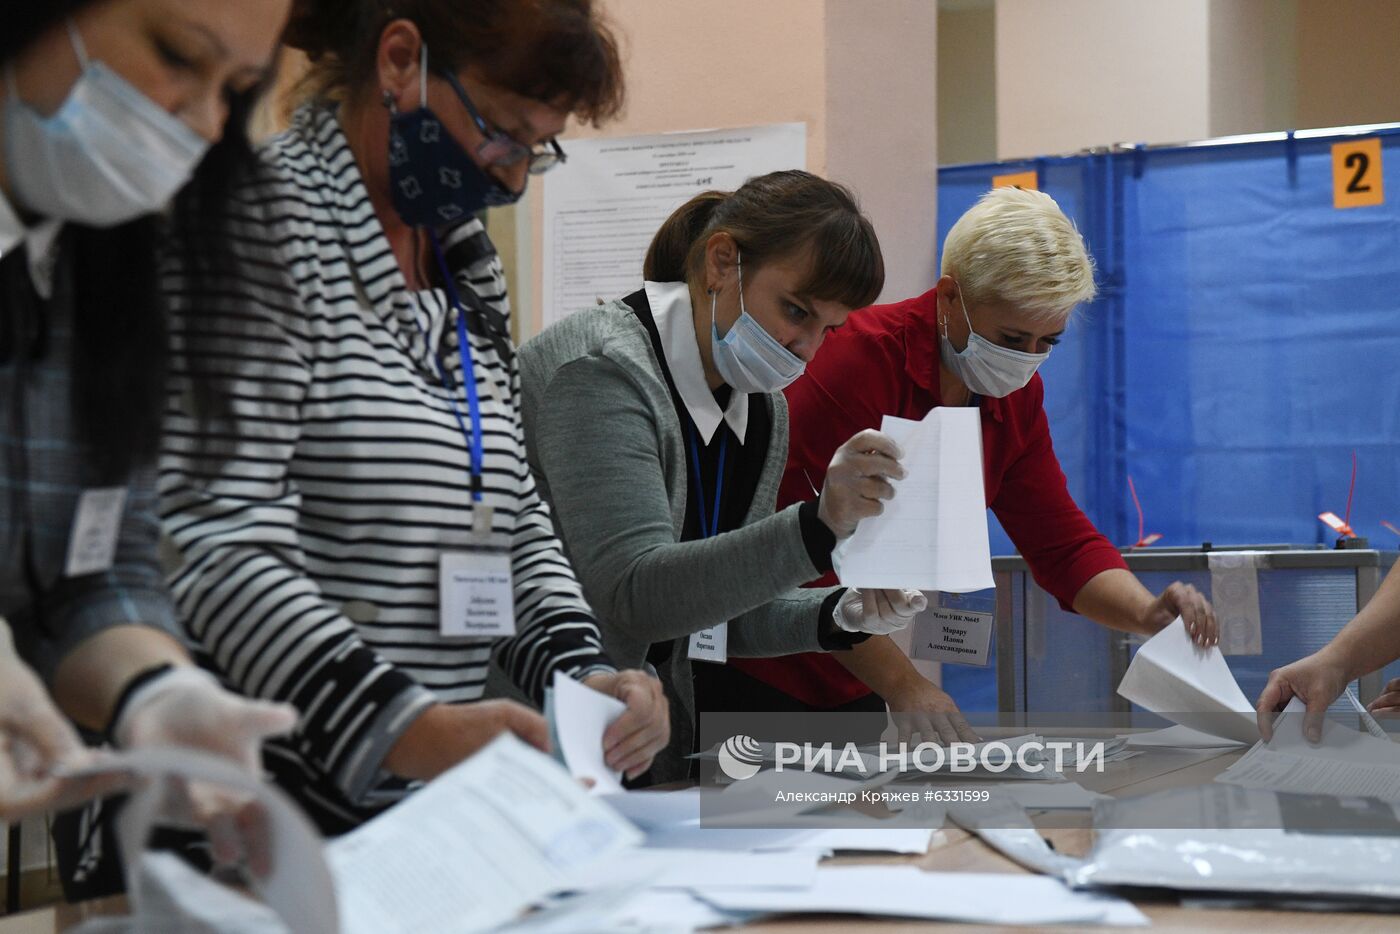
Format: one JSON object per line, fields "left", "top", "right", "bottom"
{"left": 329, "top": 734, "right": 642, "bottom": 934}
{"left": 699, "top": 867, "right": 1148, "bottom": 926}
{"left": 831, "top": 408, "right": 995, "bottom": 592}
{"left": 1116, "top": 616, "right": 1260, "bottom": 744}
{"left": 1217, "top": 698, "right": 1400, "bottom": 801}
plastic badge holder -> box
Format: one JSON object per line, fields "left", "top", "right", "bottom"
{"left": 1070, "top": 785, "right": 1400, "bottom": 902}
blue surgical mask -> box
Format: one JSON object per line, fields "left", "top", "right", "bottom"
{"left": 710, "top": 253, "right": 807, "bottom": 394}
{"left": 387, "top": 44, "right": 522, "bottom": 227}
{"left": 2, "top": 21, "right": 208, "bottom": 226}
{"left": 938, "top": 282, "right": 1049, "bottom": 398}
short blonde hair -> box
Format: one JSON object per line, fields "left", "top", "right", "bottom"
{"left": 940, "top": 187, "right": 1097, "bottom": 321}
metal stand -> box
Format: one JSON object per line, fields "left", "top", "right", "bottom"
{"left": 5, "top": 821, "right": 20, "bottom": 915}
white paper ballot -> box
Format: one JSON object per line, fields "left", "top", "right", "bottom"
{"left": 550, "top": 670, "right": 628, "bottom": 794}
{"left": 329, "top": 733, "right": 641, "bottom": 934}
{"left": 1217, "top": 698, "right": 1400, "bottom": 801}
{"left": 832, "top": 408, "right": 994, "bottom": 592}
{"left": 1123, "top": 723, "right": 1247, "bottom": 749}
{"left": 699, "top": 867, "right": 1148, "bottom": 926}
{"left": 61, "top": 747, "right": 337, "bottom": 934}
{"left": 1116, "top": 616, "right": 1259, "bottom": 744}
{"left": 560, "top": 847, "right": 820, "bottom": 893}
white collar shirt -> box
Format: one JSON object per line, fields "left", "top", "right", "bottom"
{"left": 0, "top": 187, "right": 65, "bottom": 299}
{"left": 643, "top": 279, "right": 748, "bottom": 445}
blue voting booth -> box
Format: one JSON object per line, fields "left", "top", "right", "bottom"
{"left": 938, "top": 126, "right": 1400, "bottom": 710}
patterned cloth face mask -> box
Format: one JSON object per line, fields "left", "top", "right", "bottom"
{"left": 386, "top": 44, "right": 523, "bottom": 228}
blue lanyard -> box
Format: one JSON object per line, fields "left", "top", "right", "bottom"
{"left": 426, "top": 229, "right": 484, "bottom": 502}
{"left": 686, "top": 423, "right": 728, "bottom": 539}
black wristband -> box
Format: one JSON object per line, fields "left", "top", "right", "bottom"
{"left": 102, "top": 663, "right": 175, "bottom": 746}
{"left": 798, "top": 499, "right": 838, "bottom": 574}
{"left": 817, "top": 589, "right": 870, "bottom": 650}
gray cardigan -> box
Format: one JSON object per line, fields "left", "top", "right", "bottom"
{"left": 519, "top": 300, "right": 841, "bottom": 778}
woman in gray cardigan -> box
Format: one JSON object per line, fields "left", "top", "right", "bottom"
{"left": 520, "top": 171, "right": 926, "bottom": 779}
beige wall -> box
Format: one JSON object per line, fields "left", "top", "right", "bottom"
{"left": 938, "top": 3, "right": 997, "bottom": 164}
{"left": 1208, "top": 0, "right": 1298, "bottom": 137}
{"left": 825, "top": 0, "right": 940, "bottom": 302}
{"left": 959, "top": 0, "right": 1400, "bottom": 163}
{"left": 1297, "top": 0, "right": 1400, "bottom": 129}
{"left": 995, "top": 0, "right": 1213, "bottom": 159}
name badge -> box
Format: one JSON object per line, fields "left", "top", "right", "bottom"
{"left": 440, "top": 549, "right": 516, "bottom": 638}
{"left": 687, "top": 623, "right": 728, "bottom": 664}
{"left": 911, "top": 591, "right": 995, "bottom": 667}
{"left": 64, "top": 487, "right": 128, "bottom": 577}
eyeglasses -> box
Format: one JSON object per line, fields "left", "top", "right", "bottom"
{"left": 440, "top": 69, "right": 567, "bottom": 176}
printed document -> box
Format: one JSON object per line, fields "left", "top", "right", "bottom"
{"left": 1217, "top": 698, "right": 1400, "bottom": 801}
{"left": 832, "top": 407, "right": 994, "bottom": 592}
{"left": 329, "top": 733, "right": 641, "bottom": 933}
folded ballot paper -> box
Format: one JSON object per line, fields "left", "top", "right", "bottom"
{"left": 1116, "top": 616, "right": 1260, "bottom": 745}
{"left": 545, "top": 669, "right": 627, "bottom": 794}
{"left": 832, "top": 408, "right": 994, "bottom": 592}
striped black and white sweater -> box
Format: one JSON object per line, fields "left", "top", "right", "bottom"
{"left": 157, "top": 104, "right": 613, "bottom": 832}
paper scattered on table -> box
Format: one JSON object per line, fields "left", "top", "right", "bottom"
{"left": 61, "top": 746, "right": 336, "bottom": 934}
{"left": 1217, "top": 697, "right": 1400, "bottom": 802}
{"left": 700, "top": 867, "right": 1148, "bottom": 926}
{"left": 1117, "top": 616, "right": 1259, "bottom": 744}
{"left": 642, "top": 820, "right": 939, "bottom": 857}
{"left": 988, "top": 781, "right": 1109, "bottom": 810}
{"left": 1122, "top": 723, "right": 1247, "bottom": 749}
{"left": 328, "top": 733, "right": 641, "bottom": 934}
{"left": 549, "top": 670, "right": 628, "bottom": 793}
{"left": 561, "top": 847, "right": 819, "bottom": 893}
{"left": 832, "top": 408, "right": 994, "bottom": 592}
{"left": 600, "top": 788, "right": 701, "bottom": 831}
{"left": 1207, "top": 550, "right": 1264, "bottom": 655}
{"left": 507, "top": 887, "right": 757, "bottom": 934}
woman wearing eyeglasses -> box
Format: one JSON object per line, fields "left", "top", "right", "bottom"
{"left": 157, "top": 0, "right": 670, "bottom": 834}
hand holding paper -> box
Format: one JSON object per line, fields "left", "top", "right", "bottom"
{"left": 1117, "top": 616, "right": 1259, "bottom": 744}
{"left": 1255, "top": 647, "right": 1353, "bottom": 742}
{"left": 818, "top": 428, "right": 905, "bottom": 539}
{"left": 832, "top": 409, "right": 994, "bottom": 593}
{"left": 549, "top": 671, "right": 629, "bottom": 793}
{"left": 581, "top": 669, "right": 670, "bottom": 780}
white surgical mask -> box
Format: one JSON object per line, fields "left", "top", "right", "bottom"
{"left": 710, "top": 253, "right": 807, "bottom": 393}
{"left": 939, "top": 284, "right": 1049, "bottom": 398}
{"left": 3, "top": 21, "right": 209, "bottom": 226}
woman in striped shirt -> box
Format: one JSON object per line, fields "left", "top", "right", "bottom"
{"left": 158, "top": 0, "right": 667, "bottom": 833}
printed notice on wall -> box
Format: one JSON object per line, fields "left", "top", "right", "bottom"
{"left": 542, "top": 123, "right": 807, "bottom": 327}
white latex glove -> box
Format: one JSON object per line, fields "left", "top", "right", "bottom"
{"left": 818, "top": 429, "right": 905, "bottom": 539}
{"left": 0, "top": 627, "right": 123, "bottom": 820}
{"left": 835, "top": 588, "right": 928, "bottom": 636}
{"left": 114, "top": 668, "right": 297, "bottom": 875}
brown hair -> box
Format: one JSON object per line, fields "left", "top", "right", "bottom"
{"left": 644, "top": 170, "right": 885, "bottom": 310}
{"left": 284, "top": 0, "right": 625, "bottom": 125}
